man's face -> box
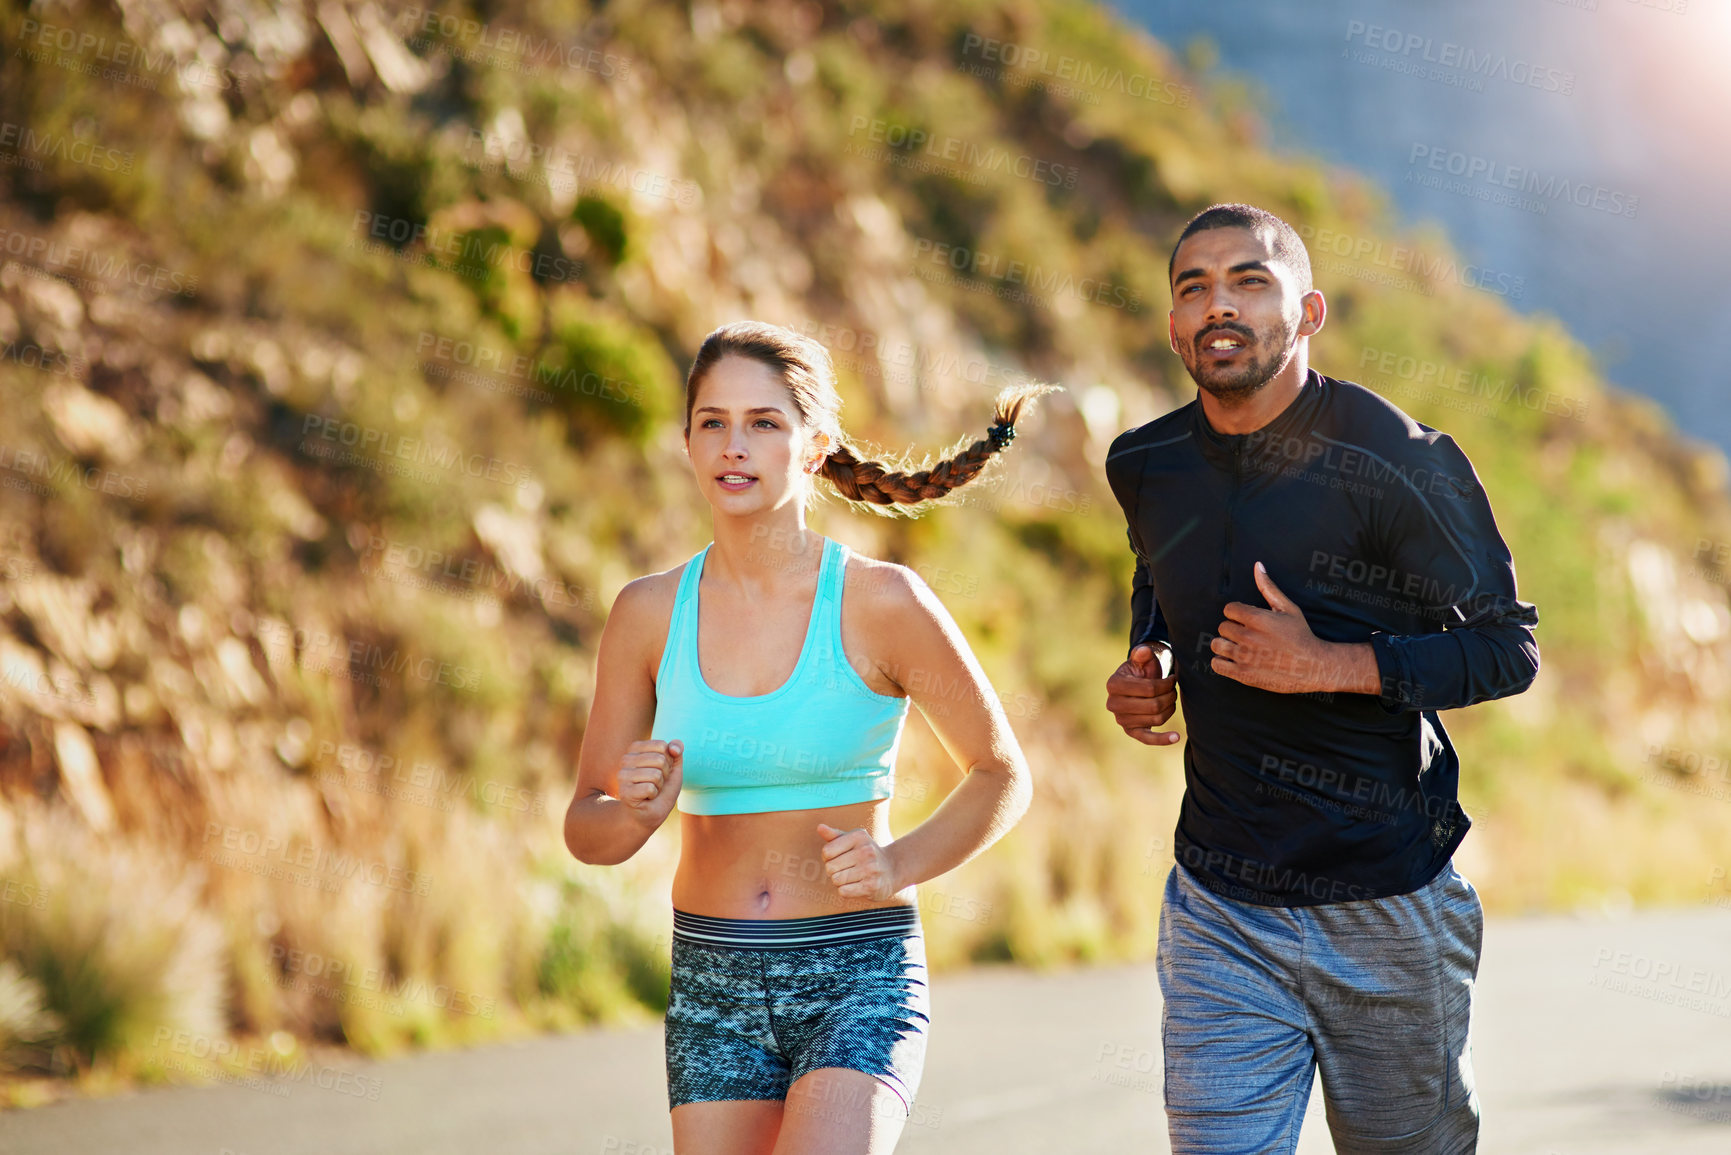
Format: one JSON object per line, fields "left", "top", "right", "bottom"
{"left": 1168, "top": 226, "right": 1310, "bottom": 402}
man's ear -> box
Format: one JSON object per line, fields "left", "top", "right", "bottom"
{"left": 1168, "top": 311, "right": 1180, "bottom": 357}
{"left": 1298, "top": 289, "right": 1327, "bottom": 338}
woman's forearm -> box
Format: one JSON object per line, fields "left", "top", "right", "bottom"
{"left": 885, "top": 759, "right": 1032, "bottom": 891}
{"left": 565, "top": 794, "right": 662, "bottom": 865}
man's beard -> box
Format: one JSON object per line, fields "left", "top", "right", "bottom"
{"left": 1184, "top": 317, "right": 1298, "bottom": 402}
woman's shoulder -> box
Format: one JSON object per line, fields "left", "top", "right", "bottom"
{"left": 835, "top": 543, "right": 946, "bottom": 622}
{"left": 607, "top": 556, "right": 696, "bottom": 633}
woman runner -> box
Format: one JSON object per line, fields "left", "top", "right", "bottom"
{"left": 566, "top": 320, "right": 1046, "bottom": 1154}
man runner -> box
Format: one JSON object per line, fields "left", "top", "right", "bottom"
{"left": 1104, "top": 203, "right": 1539, "bottom": 1154}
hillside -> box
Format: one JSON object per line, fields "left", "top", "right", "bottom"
{"left": 1, "top": 0, "right": 1729, "bottom": 1098}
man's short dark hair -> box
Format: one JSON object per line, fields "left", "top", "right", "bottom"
{"left": 1167, "top": 203, "right": 1313, "bottom": 293}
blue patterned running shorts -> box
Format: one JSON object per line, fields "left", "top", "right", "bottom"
{"left": 665, "top": 905, "right": 930, "bottom": 1113}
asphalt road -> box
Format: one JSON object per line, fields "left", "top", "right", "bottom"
{"left": 3, "top": 909, "right": 1728, "bottom": 1154}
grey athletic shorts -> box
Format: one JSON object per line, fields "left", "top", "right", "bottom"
{"left": 1157, "top": 859, "right": 1484, "bottom": 1154}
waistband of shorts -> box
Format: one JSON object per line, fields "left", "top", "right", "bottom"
{"left": 672, "top": 905, "right": 921, "bottom": 949}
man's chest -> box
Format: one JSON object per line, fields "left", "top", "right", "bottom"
{"left": 1133, "top": 458, "right": 1380, "bottom": 640}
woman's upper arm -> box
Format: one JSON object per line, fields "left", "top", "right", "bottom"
{"left": 874, "top": 567, "right": 1021, "bottom": 773}
{"left": 574, "top": 577, "right": 663, "bottom": 802}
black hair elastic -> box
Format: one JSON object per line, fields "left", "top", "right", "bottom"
{"left": 986, "top": 420, "right": 1017, "bottom": 450}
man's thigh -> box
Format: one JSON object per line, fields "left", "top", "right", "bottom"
{"left": 1156, "top": 865, "right": 1316, "bottom": 1155}
{"left": 1304, "top": 862, "right": 1484, "bottom": 1154}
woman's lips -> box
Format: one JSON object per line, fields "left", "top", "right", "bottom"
{"left": 717, "top": 473, "right": 757, "bottom": 491}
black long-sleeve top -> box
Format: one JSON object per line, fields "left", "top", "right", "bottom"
{"left": 1106, "top": 369, "right": 1539, "bottom": 906}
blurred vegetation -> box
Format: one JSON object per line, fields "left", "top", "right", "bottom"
{"left": 0, "top": 0, "right": 1728, "bottom": 1105}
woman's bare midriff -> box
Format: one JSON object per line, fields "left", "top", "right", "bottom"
{"left": 672, "top": 798, "right": 916, "bottom": 918}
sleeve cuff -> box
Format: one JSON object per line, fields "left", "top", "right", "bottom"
{"left": 1368, "top": 632, "right": 1412, "bottom": 713}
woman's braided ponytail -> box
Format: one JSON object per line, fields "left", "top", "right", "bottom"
{"left": 686, "top": 321, "right": 1057, "bottom": 515}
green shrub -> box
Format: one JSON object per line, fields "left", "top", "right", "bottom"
{"left": 0, "top": 805, "right": 226, "bottom": 1073}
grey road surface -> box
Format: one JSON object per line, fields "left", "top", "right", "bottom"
{"left": 2, "top": 909, "right": 1728, "bottom": 1154}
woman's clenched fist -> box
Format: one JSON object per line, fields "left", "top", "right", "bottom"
{"left": 617, "top": 739, "right": 683, "bottom": 828}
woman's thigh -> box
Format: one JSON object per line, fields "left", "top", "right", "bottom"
{"left": 671, "top": 1099, "right": 782, "bottom": 1155}
{"left": 774, "top": 1068, "right": 908, "bottom": 1155}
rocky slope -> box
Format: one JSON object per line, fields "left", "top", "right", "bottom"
{"left": 0, "top": 0, "right": 1727, "bottom": 1094}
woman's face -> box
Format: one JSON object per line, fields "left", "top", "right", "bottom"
{"left": 685, "top": 355, "right": 828, "bottom": 515}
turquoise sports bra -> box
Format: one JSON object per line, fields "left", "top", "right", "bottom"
{"left": 651, "top": 535, "right": 911, "bottom": 816}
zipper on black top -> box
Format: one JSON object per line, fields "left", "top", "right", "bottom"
{"left": 1219, "top": 436, "right": 1243, "bottom": 596}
